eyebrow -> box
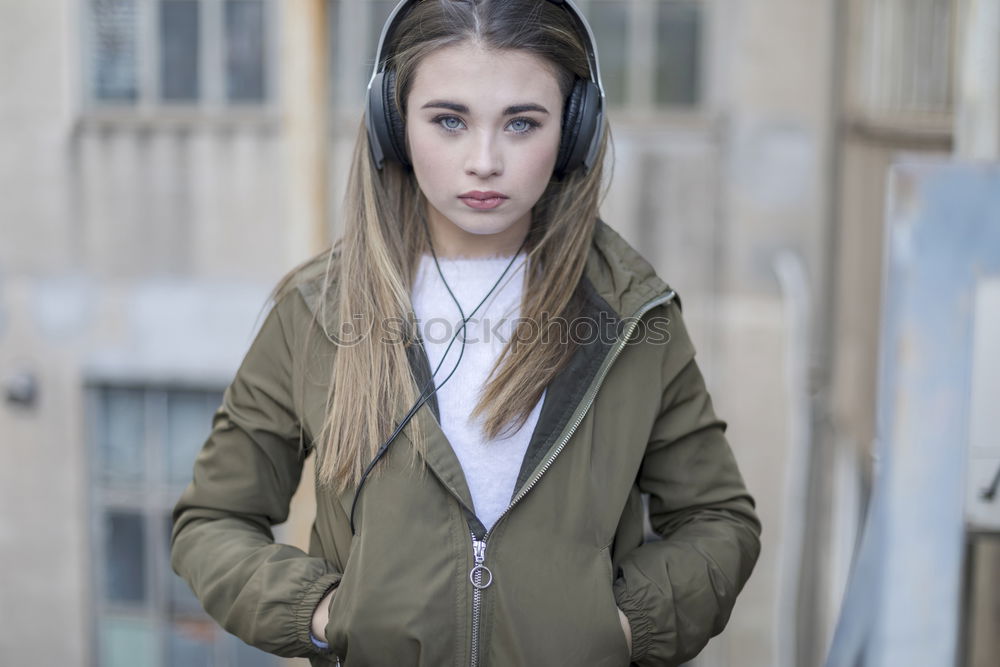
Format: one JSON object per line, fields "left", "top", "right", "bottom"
{"left": 420, "top": 100, "right": 550, "bottom": 115}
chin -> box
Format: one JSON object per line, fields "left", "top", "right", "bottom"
{"left": 450, "top": 212, "right": 525, "bottom": 237}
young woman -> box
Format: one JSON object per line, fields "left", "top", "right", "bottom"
{"left": 170, "top": 1, "right": 761, "bottom": 665}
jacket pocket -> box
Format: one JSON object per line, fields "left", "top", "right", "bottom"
{"left": 323, "top": 539, "right": 359, "bottom": 657}
{"left": 600, "top": 545, "right": 633, "bottom": 666}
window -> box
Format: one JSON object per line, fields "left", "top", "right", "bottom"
{"left": 87, "top": 384, "right": 280, "bottom": 667}
{"left": 854, "top": 0, "right": 954, "bottom": 117}
{"left": 653, "top": 1, "right": 701, "bottom": 107}
{"left": 327, "top": 0, "right": 397, "bottom": 110}
{"left": 92, "top": 0, "right": 140, "bottom": 101}
{"left": 86, "top": 0, "right": 274, "bottom": 108}
{"left": 584, "top": 0, "right": 704, "bottom": 110}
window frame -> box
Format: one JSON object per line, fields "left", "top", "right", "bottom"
{"left": 844, "top": 0, "right": 957, "bottom": 141}
{"left": 81, "top": 0, "right": 281, "bottom": 119}
{"left": 84, "top": 381, "right": 281, "bottom": 667}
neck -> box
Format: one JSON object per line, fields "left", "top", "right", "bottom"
{"left": 427, "top": 234, "right": 527, "bottom": 260}
{"left": 423, "top": 208, "right": 531, "bottom": 259}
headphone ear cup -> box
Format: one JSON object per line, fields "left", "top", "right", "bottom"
{"left": 556, "top": 79, "right": 602, "bottom": 177}
{"left": 366, "top": 72, "right": 390, "bottom": 169}
{"left": 383, "top": 69, "right": 410, "bottom": 167}
{"left": 556, "top": 79, "right": 586, "bottom": 177}
{"left": 366, "top": 69, "right": 410, "bottom": 169}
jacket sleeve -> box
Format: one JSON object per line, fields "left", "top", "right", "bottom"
{"left": 613, "top": 299, "right": 762, "bottom": 666}
{"left": 170, "top": 289, "right": 341, "bottom": 658}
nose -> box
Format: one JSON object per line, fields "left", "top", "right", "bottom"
{"left": 464, "top": 130, "right": 503, "bottom": 178}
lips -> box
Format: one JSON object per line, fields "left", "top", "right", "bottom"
{"left": 458, "top": 190, "right": 508, "bottom": 210}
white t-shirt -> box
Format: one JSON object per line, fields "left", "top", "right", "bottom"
{"left": 410, "top": 251, "right": 545, "bottom": 531}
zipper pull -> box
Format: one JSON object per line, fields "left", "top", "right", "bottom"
{"left": 473, "top": 538, "right": 486, "bottom": 564}
{"left": 470, "top": 537, "right": 493, "bottom": 589}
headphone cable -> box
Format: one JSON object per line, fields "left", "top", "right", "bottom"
{"left": 349, "top": 234, "right": 529, "bottom": 534}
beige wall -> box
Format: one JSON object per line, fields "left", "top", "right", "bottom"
{"left": 1, "top": 0, "right": 88, "bottom": 662}
{"left": 0, "top": 1, "right": 295, "bottom": 664}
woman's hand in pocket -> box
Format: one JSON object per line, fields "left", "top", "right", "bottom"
{"left": 311, "top": 588, "right": 336, "bottom": 641}
{"left": 616, "top": 606, "right": 632, "bottom": 658}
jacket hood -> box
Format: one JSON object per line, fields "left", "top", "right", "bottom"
{"left": 585, "top": 220, "right": 678, "bottom": 317}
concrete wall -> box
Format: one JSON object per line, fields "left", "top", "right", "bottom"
{"left": 0, "top": 1, "right": 291, "bottom": 664}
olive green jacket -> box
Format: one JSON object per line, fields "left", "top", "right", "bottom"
{"left": 170, "top": 221, "right": 762, "bottom": 667}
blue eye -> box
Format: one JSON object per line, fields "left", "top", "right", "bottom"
{"left": 435, "top": 115, "right": 465, "bottom": 132}
{"left": 507, "top": 118, "right": 540, "bottom": 134}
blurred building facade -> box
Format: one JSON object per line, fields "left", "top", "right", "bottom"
{"left": 0, "top": 1, "right": 995, "bottom": 666}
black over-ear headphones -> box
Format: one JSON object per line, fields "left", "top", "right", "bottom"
{"left": 365, "top": 0, "right": 607, "bottom": 178}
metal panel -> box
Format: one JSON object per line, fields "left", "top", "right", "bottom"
{"left": 967, "top": 278, "right": 1000, "bottom": 532}
{"left": 826, "top": 161, "right": 1000, "bottom": 667}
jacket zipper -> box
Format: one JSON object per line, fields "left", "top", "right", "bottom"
{"left": 465, "top": 288, "right": 677, "bottom": 667}
{"left": 469, "top": 534, "right": 491, "bottom": 667}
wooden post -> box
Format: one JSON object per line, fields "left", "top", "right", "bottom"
{"left": 281, "top": 0, "right": 328, "bottom": 557}
{"left": 283, "top": 0, "right": 330, "bottom": 261}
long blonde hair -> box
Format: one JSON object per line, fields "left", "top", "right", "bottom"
{"left": 275, "top": 0, "right": 611, "bottom": 492}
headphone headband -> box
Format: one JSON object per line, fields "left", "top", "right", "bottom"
{"left": 365, "top": 0, "right": 606, "bottom": 175}
{"left": 369, "top": 0, "right": 605, "bottom": 103}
